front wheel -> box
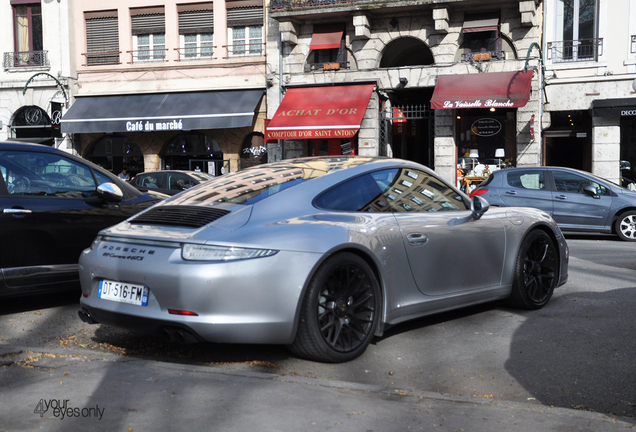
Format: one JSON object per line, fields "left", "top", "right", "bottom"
{"left": 615, "top": 211, "right": 636, "bottom": 241}
{"left": 289, "top": 253, "right": 381, "bottom": 363}
{"left": 507, "top": 230, "right": 558, "bottom": 310}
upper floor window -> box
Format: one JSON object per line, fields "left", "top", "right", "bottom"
{"left": 178, "top": 6, "right": 214, "bottom": 60}
{"left": 550, "top": 0, "right": 600, "bottom": 62}
{"left": 131, "top": 8, "right": 166, "bottom": 63}
{"left": 85, "top": 11, "right": 120, "bottom": 66}
{"left": 11, "top": 2, "right": 44, "bottom": 67}
{"left": 306, "top": 23, "right": 347, "bottom": 71}
{"left": 226, "top": 6, "right": 263, "bottom": 57}
{"left": 461, "top": 12, "right": 503, "bottom": 62}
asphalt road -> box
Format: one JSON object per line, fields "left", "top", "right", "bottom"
{"left": 1, "top": 233, "right": 635, "bottom": 429}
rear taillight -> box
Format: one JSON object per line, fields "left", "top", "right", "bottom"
{"left": 469, "top": 188, "right": 488, "bottom": 198}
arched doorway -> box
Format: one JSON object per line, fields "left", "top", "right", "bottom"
{"left": 86, "top": 135, "right": 145, "bottom": 176}
{"left": 161, "top": 132, "right": 224, "bottom": 175}
{"left": 10, "top": 105, "right": 55, "bottom": 145}
{"left": 379, "top": 38, "right": 434, "bottom": 167}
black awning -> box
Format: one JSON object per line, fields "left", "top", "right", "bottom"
{"left": 592, "top": 98, "right": 636, "bottom": 117}
{"left": 61, "top": 89, "right": 264, "bottom": 134}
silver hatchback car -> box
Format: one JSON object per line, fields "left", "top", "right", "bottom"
{"left": 471, "top": 166, "right": 636, "bottom": 241}
{"left": 78, "top": 157, "right": 568, "bottom": 363}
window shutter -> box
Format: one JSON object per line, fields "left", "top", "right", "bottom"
{"left": 179, "top": 10, "right": 213, "bottom": 35}
{"left": 131, "top": 13, "right": 165, "bottom": 35}
{"left": 226, "top": 6, "right": 263, "bottom": 27}
{"left": 86, "top": 16, "right": 119, "bottom": 65}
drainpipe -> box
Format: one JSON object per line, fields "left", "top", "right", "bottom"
{"left": 279, "top": 31, "right": 285, "bottom": 160}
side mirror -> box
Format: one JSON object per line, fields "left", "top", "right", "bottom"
{"left": 96, "top": 182, "right": 123, "bottom": 203}
{"left": 471, "top": 195, "right": 490, "bottom": 220}
{"left": 583, "top": 185, "right": 600, "bottom": 199}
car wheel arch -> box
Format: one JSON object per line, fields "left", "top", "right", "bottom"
{"left": 611, "top": 207, "right": 636, "bottom": 233}
{"left": 288, "top": 245, "right": 387, "bottom": 343}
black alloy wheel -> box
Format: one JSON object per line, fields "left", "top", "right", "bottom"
{"left": 507, "top": 230, "right": 558, "bottom": 310}
{"left": 290, "top": 252, "right": 380, "bottom": 363}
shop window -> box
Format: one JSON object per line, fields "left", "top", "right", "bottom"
{"left": 85, "top": 12, "right": 119, "bottom": 66}
{"left": 178, "top": 6, "right": 214, "bottom": 60}
{"left": 131, "top": 9, "right": 166, "bottom": 62}
{"left": 162, "top": 132, "right": 224, "bottom": 175}
{"left": 86, "top": 135, "right": 144, "bottom": 176}
{"left": 9, "top": 3, "right": 44, "bottom": 67}
{"left": 549, "top": 0, "right": 600, "bottom": 62}
{"left": 226, "top": 6, "right": 263, "bottom": 56}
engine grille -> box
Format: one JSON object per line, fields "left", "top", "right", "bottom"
{"left": 130, "top": 206, "right": 230, "bottom": 228}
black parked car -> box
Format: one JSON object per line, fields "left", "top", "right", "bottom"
{"left": 0, "top": 142, "right": 167, "bottom": 297}
{"left": 129, "top": 170, "right": 214, "bottom": 196}
{"left": 470, "top": 166, "right": 636, "bottom": 241}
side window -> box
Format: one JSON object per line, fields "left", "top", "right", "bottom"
{"left": 377, "top": 168, "right": 468, "bottom": 212}
{"left": 94, "top": 171, "right": 112, "bottom": 186}
{"left": 0, "top": 151, "right": 97, "bottom": 197}
{"left": 315, "top": 174, "right": 383, "bottom": 212}
{"left": 507, "top": 171, "right": 545, "bottom": 190}
{"left": 168, "top": 173, "right": 194, "bottom": 190}
{"left": 554, "top": 171, "right": 608, "bottom": 195}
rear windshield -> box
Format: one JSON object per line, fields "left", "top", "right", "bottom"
{"left": 170, "top": 166, "right": 309, "bottom": 206}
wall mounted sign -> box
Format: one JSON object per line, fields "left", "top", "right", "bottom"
{"left": 471, "top": 118, "right": 502, "bottom": 137}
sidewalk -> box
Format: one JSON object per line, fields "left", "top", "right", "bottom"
{"left": 1, "top": 345, "right": 632, "bottom": 432}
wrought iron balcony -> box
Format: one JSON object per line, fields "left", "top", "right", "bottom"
{"left": 223, "top": 43, "right": 265, "bottom": 58}
{"left": 127, "top": 49, "right": 169, "bottom": 64}
{"left": 83, "top": 51, "right": 121, "bottom": 66}
{"left": 461, "top": 51, "right": 505, "bottom": 63}
{"left": 305, "top": 61, "right": 349, "bottom": 72}
{"left": 547, "top": 38, "right": 603, "bottom": 63}
{"left": 3, "top": 51, "right": 49, "bottom": 68}
{"left": 175, "top": 46, "right": 214, "bottom": 61}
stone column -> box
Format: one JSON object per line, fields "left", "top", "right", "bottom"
{"left": 358, "top": 93, "right": 379, "bottom": 157}
{"left": 434, "top": 110, "right": 456, "bottom": 184}
{"left": 592, "top": 116, "right": 621, "bottom": 184}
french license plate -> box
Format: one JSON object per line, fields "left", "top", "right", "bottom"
{"left": 98, "top": 280, "right": 149, "bottom": 306}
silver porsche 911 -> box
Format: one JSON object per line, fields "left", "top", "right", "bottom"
{"left": 78, "top": 156, "right": 568, "bottom": 363}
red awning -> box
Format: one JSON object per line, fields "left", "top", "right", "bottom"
{"left": 430, "top": 71, "right": 533, "bottom": 110}
{"left": 462, "top": 17, "right": 499, "bottom": 33}
{"left": 310, "top": 30, "right": 343, "bottom": 50}
{"left": 266, "top": 84, "right": 375, "bottom": 141}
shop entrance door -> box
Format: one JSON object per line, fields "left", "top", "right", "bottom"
{"left": 379, "top": 103, "right": 432, "bottom": 168}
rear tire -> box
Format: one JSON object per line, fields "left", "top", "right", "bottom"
{"left": 615, "top": 211, "right": 636, "bottom": 242}
{"left": 289, "top": 253, "right": 380, "bottom": 363}
{"left": 507, "top": 230, "right": 557, "bottom": 310}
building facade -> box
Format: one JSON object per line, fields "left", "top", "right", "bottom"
{"left": 1, "top": 0, "right": 74, "bottom": 148}
{"left": 542, "top": 0, "right": 636, "bottom": 185}
{"left": 266, "top": 0, "right": 544, "bottom": 184}
{"left": 60, "top": 0, "right": 268, "bottom": 177}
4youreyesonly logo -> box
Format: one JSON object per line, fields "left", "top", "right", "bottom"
{"left": 34, "top": 399, "right": 105, "bottom": 420}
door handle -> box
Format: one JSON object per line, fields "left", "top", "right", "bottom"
{"left": 505, "top": 190, "right": 518, "bottom": 195}
{"left": 407, "top": 233, "right": 428, "bottom": 246}
{"left": 555, "top": 195, "right": 567, "bottom": 200}
{"left": 3, "top": 208, "right": 32, "bottom": 215}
